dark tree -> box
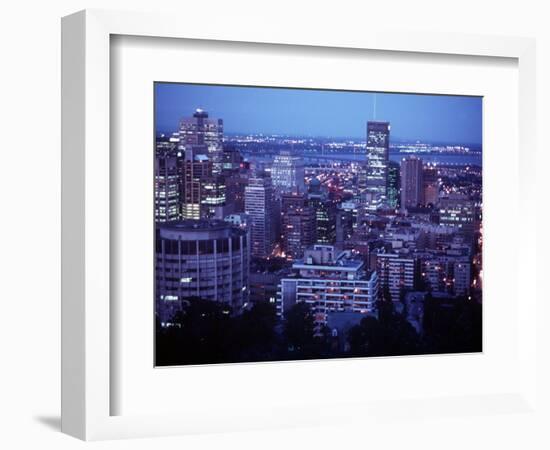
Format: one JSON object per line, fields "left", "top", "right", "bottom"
{"left": 283, "top": 302, "right": 316, "bottom": 354}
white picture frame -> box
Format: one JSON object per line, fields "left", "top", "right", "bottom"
{"left": 61, "top": 9, "right": 538, "bottom": 441}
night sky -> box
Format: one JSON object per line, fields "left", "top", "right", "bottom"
{"left": 155, "top": 82, "right": 482, "bottom": 146}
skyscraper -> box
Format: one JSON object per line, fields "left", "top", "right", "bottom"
{"left": 181, "top": 145, "right": 213, "bottom": 220}
{"left": 155, "top": 153, "right": 181, "bottom": 223}
{"left": 177, "top": 109, "right": 224, "bottom": 174}
{"left": 387, "top": 160, "right": 401, "bottom": 209}
{"left": 281, "top": 193, "right": 316, "bottom": 260}
{"left": 271, "top": 151, "right": 306, "bottom": 194}
{"left": 308, "top": 192, "right": 336, "bottom": 245}
{"left": 245, "top": 176, "right": 276, "bottom": 258}
{"left": 401, "top": 156, "right": 424, "bottom": 209}
{"left": 423, "top": 164, "right": 440, "bottom": 206}
{"left": 364, "top": 121, "right": 391, "bottom": 211}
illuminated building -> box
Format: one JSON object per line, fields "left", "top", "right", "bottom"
{"left": 181, "top": 145, "right": 212, "bottom": 220}
{"left": 308, "top": 192, "right": 336, "bottom": 245}
{"left": 245, "top": 176, "right": 276, "bottom": 258}
{"left": 155, "top": 153, "right": 181, "bottom": 223}
{"left": 176, "top": 109, "right": 224, "bottom": 174}
{"left": 386, "top": 160, "right": 400, "bottom": 209}
{"left": 376, "top": 250, "right": 417, "bottom": 301}
{"left": 155, "top": 220, "right": 249, "bottom": 325}
{"left": 281, "top": 193, "right": 316, "bottom": 260}
{"left": 438, "top": 197, "right": 476, "bottom": 234}
{"left": 271, "top": 151, "right": 306, "bottom": 194}
{"left": 363, "top": 121, "right": 390, "bottom": 211}
{"left": 277, "top": 245, "right": 379, "bottom": 325}
{"left": 335, "top": 203, "right": 356, "bottom": 247}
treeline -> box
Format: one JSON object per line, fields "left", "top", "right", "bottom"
{"left": 155, "top": 296, "right": 482, "bottom": 366}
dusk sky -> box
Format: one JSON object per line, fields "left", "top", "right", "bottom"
{"left": 155, "top": 83, "right": 483, "bottom": 146}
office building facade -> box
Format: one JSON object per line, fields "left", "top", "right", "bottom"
{"left": 245, "top": 176, "right": 276, "bottom": 258}
{"left": 401, "top": 156, "right": 424, "bottom": 209}
{"left": 155, "top": 220, "right": 250, "bottom": 325}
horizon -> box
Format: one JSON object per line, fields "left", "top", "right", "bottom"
{"left": 155, "top": 82, "right": 483, "bottom": 146}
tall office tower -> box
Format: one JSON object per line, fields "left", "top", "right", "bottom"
{"left": 364, "top": 121, "right": 391, "bottom": 211}
{"left": 224, "top": 172, "right": 247, "bottom": 215}
{"left": 155, "top": 153, "right": 181, "bottom": 223}
{"left": 277, "top": 245, "right": 379, "bottom": 327}
{"left": 177, "top": 109, "right": 224, "bottom": 174}
{"left": 155, "top": 220, "right": 249, "bottom": 325}
{"left": 308, "top": 192, "right": 336, "bottom": 245}
{"left": 438, "top": 196, "right": 476, "bottom": 234}
{"left": 271, "top": 151, "right": 306, "bottom": 194}
{"left": 376, "top": 250, "right": 417, "bottom": 301}
{"left": 200, "top": 174, "right": 227, "bottom": 219}
{"left": 181, "top": 145, "right": 213, "bottom": 220}
{"left": 281, "top": 192, "right": 308, "bottom": 214}
{"left": 423, "top": 164, "right": 440, "bottom": 206}
{"left": 386, "top": 160, "right": 401, "bottom": 209}
{"left": 245, "top": 176, "right": 276, "bottom": 258}
{"left": 335, "top": 201, "right": 358, "bottom": 247}
{"left": 281, "top": 193, "right": 316, "bottom": 260}
{"left": 400, "top": 156, "right": 424, "bottom": 210}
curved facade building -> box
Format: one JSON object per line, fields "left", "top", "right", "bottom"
{"left": 156, "top": 220, "right": 249, "bottom": 324}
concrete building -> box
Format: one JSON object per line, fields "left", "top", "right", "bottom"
{"left": 277, "top": 245, "right": 379, "bottom": 326}
{"left": 271, "top": 151, "right": 306, "bottom": 194}
{"left": 401, "top": 156, "right": 424, "bottom": 209}
{"left": 376, "top": 250, "right": 417, "bottom": 301}
{"left": 423, "top": 164, "right": 440, "bottom": 206}
{"left": 245, "top": 176, "right": 276, "bottom": 258}
{"left": 281, "top": 193, "right": 316, "bottom": 260}
{"left": 155, "top": 220, "right": 250, "bottom": 325}
{"left": 438, "top": 196, "right": 476, "bottom": 234}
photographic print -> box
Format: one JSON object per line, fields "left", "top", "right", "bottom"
{"left": 154, "top": 83, "right": 482, "bottom": 366}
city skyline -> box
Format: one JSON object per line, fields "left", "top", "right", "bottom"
{"left": 155, "top": 82, "right": 483, "bottom": 146}
{"left": 155, "top": 83, "right": 483, "bottom": 366}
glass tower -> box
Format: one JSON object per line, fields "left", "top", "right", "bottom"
{"left": 364, "top": 121, "right": 390, "bottom": 211}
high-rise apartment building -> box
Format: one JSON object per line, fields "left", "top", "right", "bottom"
{"left": 376, "top": 251, "right": 417, "bottom": 301}
{"left": 277, "top": 245, "right": 379, "bottom": 326}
